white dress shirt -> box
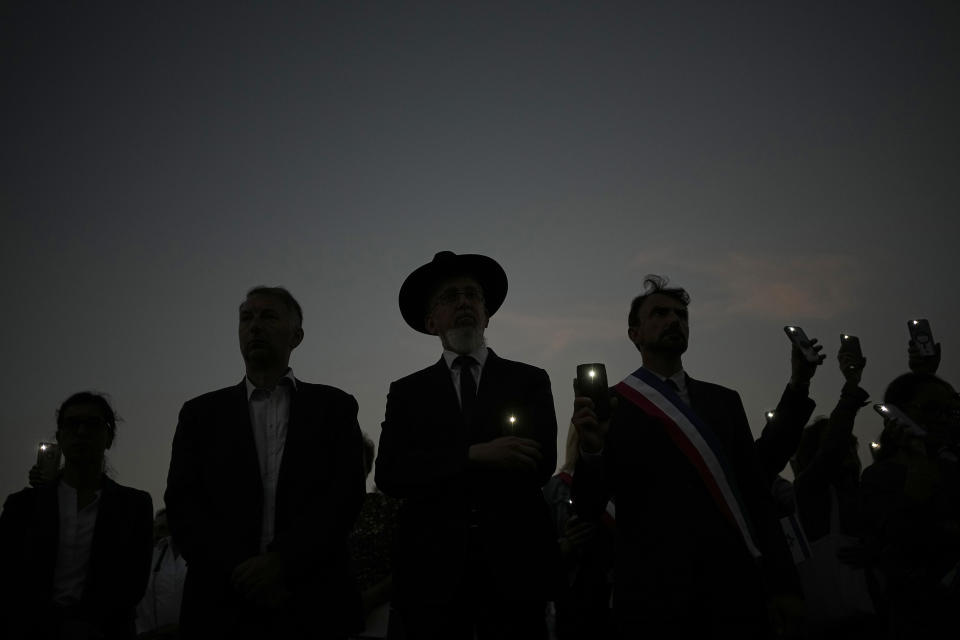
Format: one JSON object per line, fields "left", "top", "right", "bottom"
{"left": 52, "top": 480, "right": 101, "bottom": 604}
{"left": 246, "top": 368, "right": 296, "bottom": 553}
{"left": 656, "top": 368, "right": 691, "bottom": 407}
{"left": 135, "top": 537, "right": 187, "bottom": 633}
{"left": 442, "top": 345, "right": 489, "bottom": 407}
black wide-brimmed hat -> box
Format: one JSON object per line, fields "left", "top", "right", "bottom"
{"left": 399, "top": 251, "right": 508, "bottom": 334}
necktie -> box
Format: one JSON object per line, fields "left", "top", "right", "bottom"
{"left": 454, "top": 355, "right": 477, "bottom": 415}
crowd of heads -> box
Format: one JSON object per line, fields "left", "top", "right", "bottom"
{"left": 9, "top": 262, "right": 957, "bottom": 640}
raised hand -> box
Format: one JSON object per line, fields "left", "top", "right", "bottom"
{"left": 908, "top": 339, "right": 941, "bottom": 375}
{"left": 790, "top": 339, "right": 825, "bottom": 388}
{"left": 838, "top": 348, "right": 867, "bottom": 386}
{"left": 572, "top": 395, "right": 610, "bottom": 454}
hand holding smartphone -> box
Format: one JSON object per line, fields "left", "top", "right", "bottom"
{"left": 36, "top": 442, "right": 61, "bottom": 484}
{"left": 784, "top": 326, "right": 820, "bottom": 364}
{"left": 839, "top": 334, "right": 866, "bottom": 379}
{"left": 575, "top": 363, "right": 611, "bottom": 422}
{"left": 873, "top": 403, "right": 926, "bottom": 438}
{"left": 908, "top": 319, "right": 936, "bottom": 357}
{"left": 839, "top": 334, "right": 862, "bottom": 359}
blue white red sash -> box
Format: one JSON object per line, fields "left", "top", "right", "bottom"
{"left": 615, "top": 367, "right": 762, "bottom": 559}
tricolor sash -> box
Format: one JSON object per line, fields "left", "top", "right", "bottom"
{"left": 615, "top": 367, "right": 762, "bottom": 559}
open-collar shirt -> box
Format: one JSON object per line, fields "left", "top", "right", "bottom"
{"left": 643, "top": 367, "right": 691, "bottom": 407}
{"left": 52, "top": 479, "right": 101, "bottom": 604}
{"left": 245, "top": 367, "right": 297, "bottom": 553}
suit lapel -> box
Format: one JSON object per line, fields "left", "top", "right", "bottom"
{"left": 686, "top": 376, "right": 733, "bottom": 450}
{"left": 34, "top": 485, "right": 60, "bottom": 594}
{"left": 283, "top": 378, "right": 304, "bottom": 452}
{"left": 475, "top": 348, "right": 499, "bottom": 401}
{"left": 686, "top": 376, "right": 712, "bottom": 430}
{"left": 472, "top": 349, "right": 517, "bottom": 439}
{"left": 430, "top": 357, "right": 462, "bottom": 418}
{"left": 279, "top": 378, "right": 314, "bottom": 490}
{"left": 85, "top": 476, "right": 116, "bottom": 601}
{"left": 232, "top": 380, "right": 264, "bottom": 496}
{"left": 275, "top": 381, "right": 303, "bottom": 534}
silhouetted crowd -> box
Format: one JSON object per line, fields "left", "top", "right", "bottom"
{"left": 1, "top": 252, "right": 957, "bottom": 640}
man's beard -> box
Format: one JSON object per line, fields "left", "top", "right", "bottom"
{"left": 650, "top": 328, "right": 688, "bottom": 356}
{"left": 443, "top": 326, "right": 486, "bottom": 355}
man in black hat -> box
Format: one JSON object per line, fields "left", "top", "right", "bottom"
{"left": 375, "top": 251, "right": 559, "bottom": 640}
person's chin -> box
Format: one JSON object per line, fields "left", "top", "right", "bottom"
{"left": 243, "top": 351, "right": 280, "bottom": 369}
{"left": 654, "top": 338, "right": 687, "bottom": 356}
{"left": 444, "top": 327, "right": 484, "bottom": 354}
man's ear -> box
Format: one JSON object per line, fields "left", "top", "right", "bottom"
{"left": 291, "top": 327, "right": 304, "bottom": 349}
{"left": 425, "top": 313, "right": 438, "bottom": 336}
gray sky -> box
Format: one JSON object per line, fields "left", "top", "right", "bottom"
{"left": 3, "top": 1, "right": 959, "bottom": 508}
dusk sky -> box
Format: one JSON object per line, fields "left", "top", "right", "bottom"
{"left": 3, "top": 1, "right": 958, "bottom": 508}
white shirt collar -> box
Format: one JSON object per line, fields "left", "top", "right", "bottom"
{"left": 442, "top": 345, "right": 489, "bottom": 370}
{"left": 245, "top": 368, "right": 297, "bottom": 401}
{"left": 643, "top": 367, "right": 687, "bottom": 393}
{"left": 57, "top": 478, "right": 102, "bottom": 503}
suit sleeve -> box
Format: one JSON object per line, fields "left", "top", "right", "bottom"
{"left": 755, "top": 383, "right": 816, "bottom": 486}
{"left": 792, "top": 383, "right": 868, "bottom": 541}
{"left": 164, "top": 400, "right": 236, "bottom": 572}
{"left": 0, "top": 492, "right": 29, "bottom": 639}
{"left": 269, "top": 393, "right": 365, "bottom": 581}
{"left": 376, "top": 366, "right": 557, "bottom": 498}
{"left": 375, "top": 379, "right": 472, "bottom": 498}
{"left": 572, "top": 393, "right": 622, "bottom": 523}
{"left": 120, "top": 490, "right": 155, "bottom": 608}
{"left": 725, "top": 390, "right": 802, "bottom": 596}
{"left": 525, "top": 367, "right": 559, "bottom": 488}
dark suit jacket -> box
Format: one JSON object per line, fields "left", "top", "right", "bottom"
{"left": 0, "top": 476, "right": 153, "bottom": 640}
{"left": 164, "top": 379, "right": 365, "bottom": 638}
{"left": 574, "top": 373, "right": 798, "bottom": 635}
{"left": 374, "top": 349, "right": 559, "bottom": 605}
{"left": 755, "top": 383, "right": 817, "bottom": 487}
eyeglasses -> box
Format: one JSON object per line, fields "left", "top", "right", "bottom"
{"left": 432, "top": 287, "right": 484, "bottom": 308}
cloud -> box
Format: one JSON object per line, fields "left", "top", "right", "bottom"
{"left": 631, "top": 248, "right": 864, "bottom": 322}
{"left": 493, "top": 309, "right": 624, "bottom": 360}
{"left": 488, "top": 247, "right": 865, "bottom": 362}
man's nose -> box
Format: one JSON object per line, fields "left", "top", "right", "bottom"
{"left": 454, "top": 294, "right": 476, "bottom": 308}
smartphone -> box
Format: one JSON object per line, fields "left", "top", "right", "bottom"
{"left": 576, "top": 363, "right": 611, "bottom": 422}
{"left": 908, "top": 319, "right": 936, "bottom": 357}
{"left": 840, "top": 334, "right": 862, "bottom": 359}
{"left": 37, "top": 442, "right": 61, "bottom": 479}
{"left": 873, "top": 403, "right": 927, "bottom": 438}
{"left": 784, "top": 326, "right": 820, "bottom": 363}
